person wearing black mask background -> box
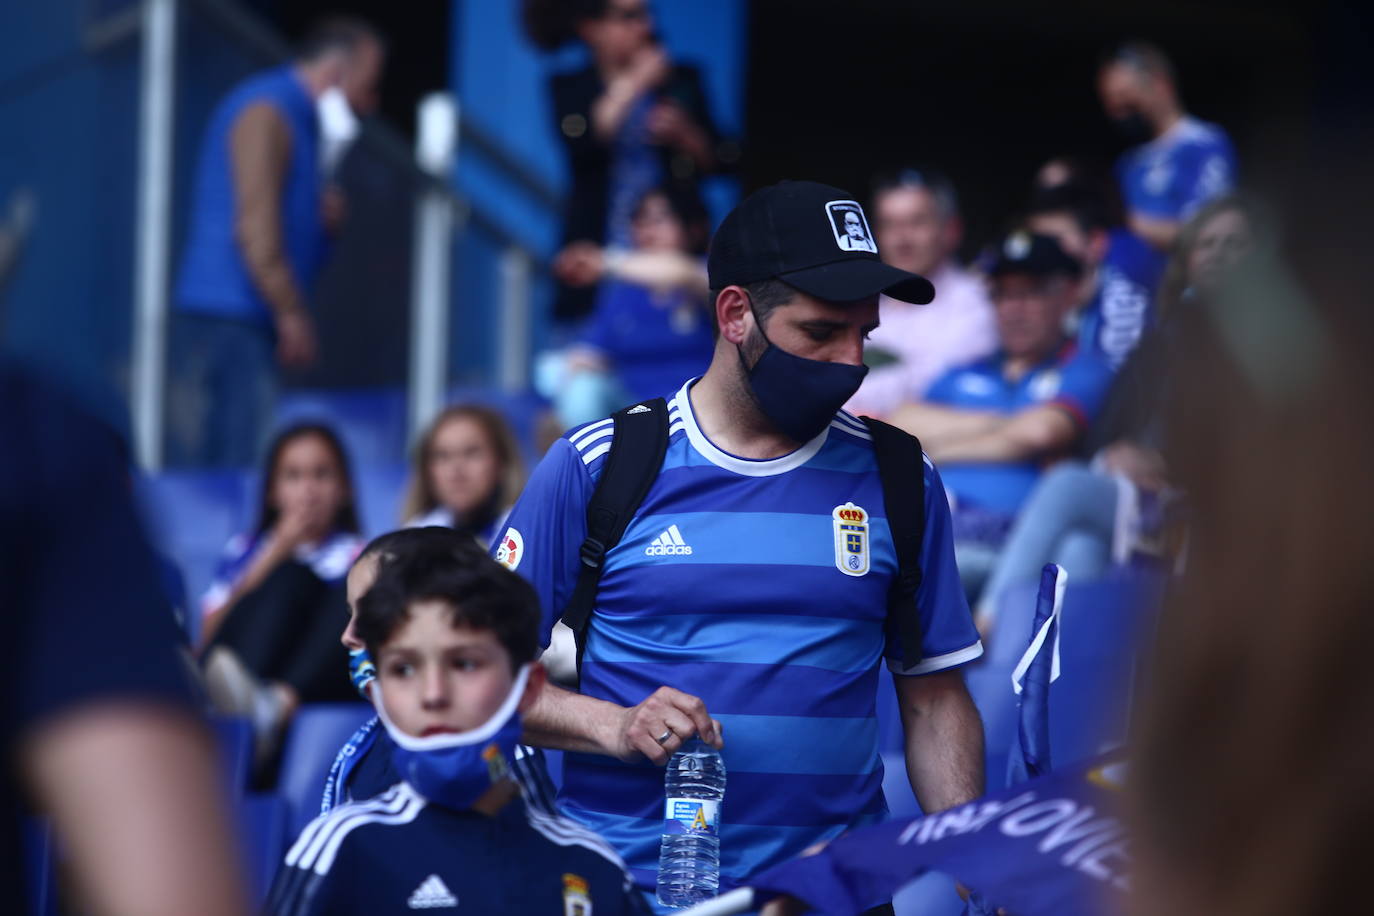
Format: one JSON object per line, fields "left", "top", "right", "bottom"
{"left": 493, "top": 180, "right": 985, "bottom": 908}
{"left": 522, "top": 0, "right": 733, "bottom": 327}
{"left": 1097, "top": 41, "right": 1238, "bottom": 253}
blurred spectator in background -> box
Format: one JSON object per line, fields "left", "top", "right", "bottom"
{"left": 892, "top": 231, "right": 1113, "bottom": 598}
{"left": 200, "top": 423, "right": 366, "bottom": 765}
{"left": 168, "top": 17, "right": 386, "bottom": 468}
{"left": 1026, "top": 182, "right": 1165, "bottom": 369}
{"left": 1128, "top": 197, "right": 1362, "bottom": 916}
{"left": 401, "top": 404, "right": 526, "bottom": 546}
{"left": 523, "top": 0, "right": 730, "bottom": 326}
{"left": 846, "top": 169, "right": 996, "bottom": 418}
{"left": 1098, "top": 41, "right": 1236, "bottom": 252}
{"left": 3, "top": 361, "right": 249, "bottom": 915}
{"left": 541, "top": 183, "right": 712, "bottom": 428}
{"left": 973, "top": 195, "right": 1259, "bottom": 633}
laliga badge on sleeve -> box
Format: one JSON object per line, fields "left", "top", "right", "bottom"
{"left": 495, "top": 527, "right": 524, "bottom": 571}
{"left": 833, "top": 502, "right": 870, "bottom": 577}
{"left": 562, "top": 873, "right": 592, "bottom": 916}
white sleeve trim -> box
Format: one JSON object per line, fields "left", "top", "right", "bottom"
{"left": 888, "top": 641, "right": 984, "bottom": 676}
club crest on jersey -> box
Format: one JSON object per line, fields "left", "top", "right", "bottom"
{"left": 481, "top": 742, "right": 509, "bottom": 784}
{"left": 495, "top": 527, "right": 523, "bottom": 571}
{"left": 832, "top": 502, "right": 870, "bottom": 577}
{"left": 562, "top": 873, "right": 592, "bottom": 916}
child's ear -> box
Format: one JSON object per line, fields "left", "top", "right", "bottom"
{"left": 517, "top": 662, "right": 547, "bottom": 714}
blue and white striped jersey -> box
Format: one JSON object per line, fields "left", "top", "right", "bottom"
{"left": 495, "top": 379, "right": 982, "bottom": 893}
{"left": 269, "top": 782, "right": 645, "bottom": 915}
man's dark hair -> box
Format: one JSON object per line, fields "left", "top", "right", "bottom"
{"left": 1026, "top": 184, "right": 1111, "bottom": 235}
{"left": 298, "top": 15, "right": 385, "bottom": 62}
{"left": 871, "top": 167, "right": 960, "bottom": 222}
{"left": 1100, "top": 40, "right": 1176, "bottom": 84}
{"left": 521, "top": 0, "right": 610, "bottom": 51}
{"left": 356, "top": 540, "right": 541, "bottom": 672}
{"left": 706, "top": 278, "right": 797, "bottom": 338}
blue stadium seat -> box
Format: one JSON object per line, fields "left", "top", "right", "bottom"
{"left": 135, "top": 470, "right": 253, "bottom": 641}
{"left": 24, "top": 818, "right": 54, "bottom": 916}
{"left": 211, "top": 715, "right": 254, "bottom": 796}
{"left": 276, "top": 387, "right": 408, "bottom": 468}
{"left": 234, "top": 792, "right": 289, "bottom": 905}
{"left": 276, "top": 703, "right": 374, "bottom": 839}
{"left": 353, "top": 462, "right": 409, "bottom": 536}
{"left": 970, "top": 571, "right": 1163, "bottom": 789}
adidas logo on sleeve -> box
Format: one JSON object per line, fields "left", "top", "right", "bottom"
{"left": 407, "top": 874, "right": 458, "bottom": 909}
{"left": 644, "top": 524, "right": 693, "bottom": 556}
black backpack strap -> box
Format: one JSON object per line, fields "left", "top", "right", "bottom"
{"left": 561, "top": 398, "right": 670, "bottom": 671}
{"left": 861, "top": 417, "right": 926, "bottom": 669}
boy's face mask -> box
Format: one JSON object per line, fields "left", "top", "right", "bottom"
{"left": 348, "top": 646, "right": 376, "bottom": 699}
{"left": 374, "top": 664, "right": 531, "bottom": 811}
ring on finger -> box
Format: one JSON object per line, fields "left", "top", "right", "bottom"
{"left": 656, "top": 728, "right": 674, "bottom": 745}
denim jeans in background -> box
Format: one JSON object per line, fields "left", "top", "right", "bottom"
{"left": 976, "top": 462, "right": 1118, "bottom": 620}
{"left": 166, "top": 312, "right": 276, "bottom": 468}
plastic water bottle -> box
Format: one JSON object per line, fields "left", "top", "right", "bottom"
{"left": 656, "top": 737, "right": 726, "bottom": 907}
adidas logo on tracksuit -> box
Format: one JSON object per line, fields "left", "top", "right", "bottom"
{"left": 408, "top": 874, "right": 458, "bottom": 909}
{"left": 644, "top": 524, "right": 693, "bottom": 556}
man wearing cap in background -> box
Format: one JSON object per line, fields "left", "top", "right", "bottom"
{"left": 499, "top": 180, "right": 985, "bottom": 908}
{"left": 891, "top": 231, "right": 1115, "bottom": 600}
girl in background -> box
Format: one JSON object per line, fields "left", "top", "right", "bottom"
{"left": 400, "top": 405, "right": 525, "bottom": 547}
{"left": 201, "top": 423, "right": 365, "bottom": 761}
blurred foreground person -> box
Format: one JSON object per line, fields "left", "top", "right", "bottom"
{"left": 1, "top": 362, "right": 247, "bottom": 915}
{"left": 1128, "top": 204, "right": 1366, "bottom": 915}
{"left": 169, "top": 17, "right": 385, "bottom": 467}
{"left": 1098, "top": 41, "right": 1236, "bottom": 252}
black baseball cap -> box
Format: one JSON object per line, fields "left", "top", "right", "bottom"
{"left": 707, "top": 180, "right": 936, "bottom": 305}
{"left": 986, "top": 230, "right": 1083, "bottom": 279}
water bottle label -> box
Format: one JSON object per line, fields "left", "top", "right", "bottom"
{"left": 663, "top": 797, "right": 720, "bottom": 836}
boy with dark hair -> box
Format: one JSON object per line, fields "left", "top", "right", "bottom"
{"left": 267, "top": 547, "right": 644, "bottom": 915}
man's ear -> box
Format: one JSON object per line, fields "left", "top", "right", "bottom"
{"left": 518, "top": 662, "right": 548, "bottom": 714}
{"left": 716, "top": 285, "right": 753, "bottom": 345}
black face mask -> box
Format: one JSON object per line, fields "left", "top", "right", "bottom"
{"left": 1111, "top": 110, "right": 1155, "bottom": 145}
{"left": 738, "top": 298, "right": 869, "bottom": 444}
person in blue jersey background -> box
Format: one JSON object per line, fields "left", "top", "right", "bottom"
{"left": 1098, "top": 41, "right": 1237, "bottom": 253}
{"left": 168, "top": 17, "right": 385, "bottom": 467}
{"left": 1026, "top": 183, "right": 1165, "bottom": 370}
{"left": 892, "top": 231, "right": 1114, "bottom": 600}
{"left": 495, "top": 181, "right": 985, "bottom": 910}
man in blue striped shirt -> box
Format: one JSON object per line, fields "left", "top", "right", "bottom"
{"left": 498, "top": 182, "right": 985, "bottom": 906}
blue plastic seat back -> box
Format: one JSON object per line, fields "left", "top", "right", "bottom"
{"left": 275, "top": 388, "right": 408, "bottom": 469}
{"left": 276, "top": 703, "right": 375, "bottom": 839}
{"left": 135, "top": 470, "right": 253, "bottom": 642}
{"left": 211, "top": 715, "right": 254, "bottom": 796}
{"left": 24, "top": 818, "right": 54, "bottom": 916}
{"left": 234, "top": 792, "right": 289, "bottom": 905}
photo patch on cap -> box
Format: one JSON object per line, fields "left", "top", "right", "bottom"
{"left": 825, "top": 200, "right": 878, "bottom": 254}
